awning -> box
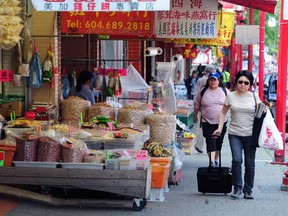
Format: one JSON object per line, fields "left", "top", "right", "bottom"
{"left": 221, "top": 0, "right": 278, "bottom": 14}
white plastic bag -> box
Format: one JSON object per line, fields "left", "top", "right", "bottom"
{"left": 258, "top": 110, "right": 283, "bottom": 150}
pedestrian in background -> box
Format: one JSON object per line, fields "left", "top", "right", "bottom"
{"left": 213, "top": 70, "right": 261, "bottom": 200}
{"left": 184, "top": 70, "right": 198, "bottom": 100}
{"left": 68, "top": 70, "right": 96, "bottom": 105}
{"left": 194, "top": 72, "right": 228, "bottom": 167}
{"left": 221, "top": 68, "right": 231, "bottom": 89}
{"left": 193, "top": 64, "right": 216, "bottom": 153}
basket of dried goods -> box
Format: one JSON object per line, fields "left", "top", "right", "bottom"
{"left": 88, "top": 102, "right": 116, "bottom": 120}
{"left": 15, "top": 137, "right": 39, "bottom": 161}
{"left": 61, "top": 139, "right": 87, "bottom": 163}
{"left": 37, "top": 136, "right": 62, "bottom": 162}
{"left": 117, "top": 105, "right": 148, "bottom": 125}
{"left": 146, "top": 112, "right": 176, "bottom": 145}
{"left": 60, "top": 96, "right": 90, "bottom": 124}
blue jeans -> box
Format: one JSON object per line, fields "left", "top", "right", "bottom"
{"left": 228, "top": 134, "right": 257, "bottom": 193}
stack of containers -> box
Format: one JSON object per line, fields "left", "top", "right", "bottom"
{"left": 148, "top": 156, "right": 172, "bottom": 201}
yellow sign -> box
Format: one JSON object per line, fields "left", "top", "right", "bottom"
{"left": 166, "top": 11, "right": 235, "bottom": 46}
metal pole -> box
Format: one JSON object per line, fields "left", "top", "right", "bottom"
{"left": 274, "top": 0, "right": 288, "bottom": 163}
{"left": 248, "top": 9, "right": 254, "bottom": 72}
{"left": 230, "top": 37, "right": 236, "bottom": 89}
{"left": 258, "top": 11, "right": 265, "bottom": 101}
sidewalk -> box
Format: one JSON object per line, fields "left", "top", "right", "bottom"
{"left": 1, "top": 136, "right": 288, "bottom": 216}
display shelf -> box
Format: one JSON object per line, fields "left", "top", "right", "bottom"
{"left": 0, "top": 166, "right": 151, "bottom": 211}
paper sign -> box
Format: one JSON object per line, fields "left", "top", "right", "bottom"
{"left": 0, "top": 70, "right": 14, "bottom": 82}
{"left": 156, "top": 0, "right": 218, "bottom": 39}
{"left": 107, "top": 122, "right": 115, "bottom": 131}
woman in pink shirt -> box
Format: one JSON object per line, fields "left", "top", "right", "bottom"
{"left": 194, "top": 72, "right": 228, "bottom": 167}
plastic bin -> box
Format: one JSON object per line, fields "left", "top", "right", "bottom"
{"left": 105, "top": 159, "right": 120, "bottom": 170}
{"left": 150, "top": 156, "right": 172, "bottom": 174}
{"left": 119, "top": 159, "right": 137, "bottom": 170}
{"left": 15, "top": 137, "right": 39, "bottom": 161}
{"left": 151, "top": 163, "right": 170, "bottom": 188}
{"left": 0, "top": 144, "right": 16, "bottom": 166}
{"left": 147, "top": 188, "right": 165, "bottom": 202}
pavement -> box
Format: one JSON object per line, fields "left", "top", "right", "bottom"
{"left": 0, "top": 134, "right": 288, "bottom": 216}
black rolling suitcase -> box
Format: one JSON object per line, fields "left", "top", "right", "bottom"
{"left": 197, "top": 151, "right": 232, "bottom": 195}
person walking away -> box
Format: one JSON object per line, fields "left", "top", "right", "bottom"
{"left": 193, "top": 64, "right": 216, "bottom": 153}
{"left": 221, "top": 68, "right": 231, "bottom": 89}
{"left": 194, "top": 72, "right": 228, "bottom": 166}
{"left": 213, "top": 70, "right": 265, "bottom": 199}
{"left": 68, "top": 70, "right": 96, "bottom": 105}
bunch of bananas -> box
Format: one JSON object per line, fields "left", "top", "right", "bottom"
{"left": 183, "top": 132, "right": 196, "bottom": 139}
{"left": 146, "top": 141, "right": 172, "bottom": 157}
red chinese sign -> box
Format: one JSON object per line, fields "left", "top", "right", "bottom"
{"left": 61, "top": 11, "right": 154, "bottom": 37}
{"left": 0, "top": 70, "right": 14, "bottom": 82}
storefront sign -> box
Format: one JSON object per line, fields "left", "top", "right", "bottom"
{"left": 155, "top": 0, "right": 218, "bottom": 39}
{"left": 284, "top": 0, "right": 288, "bottom": 20}
{"left": 61, "top": 11, "right": 154, "bottom": 37}
{"left": 0, "top": 70, "right": 14, "bottom": 82}
{"left": 31, "top": 0, "right": 170, "bottom": 12}
{"left": 166, "top": 11, "right": 235, "bottom": 46}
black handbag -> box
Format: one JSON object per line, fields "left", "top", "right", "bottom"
{"left": 251, "top": 93, "right": 266, "bottom": 147}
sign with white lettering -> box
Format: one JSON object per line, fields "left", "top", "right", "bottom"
{"left": 284, "top": 0, "right": 288, "bottom": 20}
{"left": 155, "top": 0, "right": 218, "bottom": 39}
{"left": 31, "top": 0, "right": 170, "bottom": 12}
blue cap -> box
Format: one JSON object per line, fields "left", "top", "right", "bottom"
{"left": 208, "top": 72, "right": 220, "bottom": 80}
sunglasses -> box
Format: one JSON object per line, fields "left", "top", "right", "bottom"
{"left": 237, "top": 80, "right": 250, "bottom": 85}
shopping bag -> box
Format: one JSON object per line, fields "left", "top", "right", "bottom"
{"left": 258, "top": 110, "right": 283, "bottom": 150}
{"left": 251, "top": 112, "right": 266, "bottom": 147}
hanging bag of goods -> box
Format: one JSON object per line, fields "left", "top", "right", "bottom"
{"left": 29, "top": 41, "right": 42, "bottom": 88}
{"left": 60, "top": 96, "right": 90, "bottom": 124}
{"left": 117, "top": 105, "right": 148, "bottom": 125}
{"left": 146, "top": 112, "right": 176, "bottom": 145}
{"left": 88, "top": 102, "right": 116, "bottom": 120}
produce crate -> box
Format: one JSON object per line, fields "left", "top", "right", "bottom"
{"left": 15, "top": 137, "right": 39, "bottom": 161}
{"left": 0, "top": 144, "right": 16, "bottom": 166}
{"left": 151, "top": 164, "right": 170, "bottom": 188}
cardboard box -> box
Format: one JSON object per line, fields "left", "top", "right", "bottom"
{"left": 0, "top": 102, "right": 24, "bottom": 117}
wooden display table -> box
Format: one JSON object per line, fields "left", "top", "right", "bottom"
{"left": 0, "top": 166, "right": 151, "bottom": 211}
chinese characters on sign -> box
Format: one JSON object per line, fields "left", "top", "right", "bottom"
{"left": 61, "top": 11, "right": 154, "bottom": 37}
{"left": 31, "top": 0, "right": 170, "bottom": 11}
{"left": 155, "top": 0, "right": 218, "bottom": 39}
{"left": 179, "top": 11, "right": 235, "bottom": 46}
{"left": 0, "top": 70, "right": 14, "bottom": 82}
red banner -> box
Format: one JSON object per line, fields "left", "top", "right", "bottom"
{"left": 61, "top": 11, "right": 155, "bottom": 37}
{"left": 0, "top": 70, "right": 14, "bottom": 82}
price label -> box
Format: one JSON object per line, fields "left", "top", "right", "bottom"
{"left": 61, "top": 11, "right": 154, "bottom": 37}
{"left": 0, "top": 70, "right": 14, "bottom": 82}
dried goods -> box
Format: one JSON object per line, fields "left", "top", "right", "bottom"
{"left": 146, "top": 112, "right": 176, "bottom": 145}
{"left": 60, "top": 96, "right": 90, "bottom": 124}
{"left": 88, "top": 105, "right": 116, "bottom": 120}
{"left": 115, "top": 128, "right": 142, "bottom": 134}
{"left": 142, "top": 140, "right": 172, "bottom": 157}
{"left": 61, "top": 140, "right": 87, "bottom": 163}
{"left": 117, "top": 106, "right": 148, "bottom": 125}
{"left": 37, "top": 136, "right": 61, "bottom": 162}
{"left": 15, "top": 137, "right": 39, "bottom": 161}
